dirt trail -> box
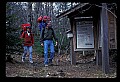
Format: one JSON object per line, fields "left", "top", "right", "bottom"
{"left": 6, "top": 53, "right": 116, "bottom": 78}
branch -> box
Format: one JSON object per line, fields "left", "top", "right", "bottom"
{"left": 93, "top": 4, "right": 117, "bottom": 18}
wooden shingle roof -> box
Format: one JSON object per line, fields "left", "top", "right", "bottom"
{"left": 56, "top": 3, "right": 89, "bottom": 18}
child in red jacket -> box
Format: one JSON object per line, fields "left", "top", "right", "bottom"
{"left": 20, "top": 26, "right": 34, "bottom": 63}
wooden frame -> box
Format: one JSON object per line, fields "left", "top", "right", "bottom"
{"left": 73, "top": 18, "right": 95, "bottom": 51}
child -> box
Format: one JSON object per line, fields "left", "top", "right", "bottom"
{"left": 20, "top": 26, "right": 34, "bottom": 63}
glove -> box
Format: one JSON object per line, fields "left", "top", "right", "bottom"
{"left": 41, "top": 43, "right": 44, "bottom": 46}
{"left": 55, "top": 41, "right": 58, "bottom": 46}
{"left": 32, "top": 44, "right": 34, "bottom": 46}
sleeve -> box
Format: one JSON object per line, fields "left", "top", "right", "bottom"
{"left": 52, "top": 28, "right": 58, "bottom": 42}
{"left": 20, "top": 30, "right": 23, "bottom": 35}
{"left": 20, "top": 31, "right": 25, "bottom": 38}
{"left": 40, "top": 28, "right": 44, "bottom": 43}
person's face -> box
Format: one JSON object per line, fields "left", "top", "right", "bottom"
{"left": 43, "top": 18, "right": 47, "bottom": 22}
{"left": 47, "top": 22, "right": 51, "bottom": 27}
{"left": 27, "top": 28, "right": 30, "bottom": 31}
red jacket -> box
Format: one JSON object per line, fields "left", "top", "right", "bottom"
{"left": 20, "top": 31, "right": 34, "bottom": 46}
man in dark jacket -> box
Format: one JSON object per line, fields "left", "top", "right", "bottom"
{"left": 40, "top": 21, "right": 58, "bottom": 66}
{"left": 20, "top": 26, "right": 34, "bottom": 63}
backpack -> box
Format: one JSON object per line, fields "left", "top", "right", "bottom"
{"left": 38, "top": 21, "right": 47, "bottom": 31}
{"left": 37, "top": 16, "right": 43, "bottom": 23}
{"left": 38, "top": 16, "right": 51, "bottom": 22}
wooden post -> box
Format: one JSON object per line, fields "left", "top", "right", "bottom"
{"left": 70, "top": 18, "right": 76, "bottom": 65}
{"left": 83, "top": 51, "right": 85, "bottom": 56}
{"left": 101, "top": 3, "right": 110, "bottom": 74}
{"left": 96, "top": 50, "right": 102, "bottom": 66}
{"left": 95, "top": 20, "right": 102, "bottom": 66}
{"left": 70, "top": 37, "right": 76, "bottom": 65}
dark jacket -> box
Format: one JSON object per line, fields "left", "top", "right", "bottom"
{"left": 40, "top": 27, "right": 58, "bottom": 43}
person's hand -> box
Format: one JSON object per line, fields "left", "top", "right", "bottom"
{"left": 41, "top": 43, "right": 44, "bottom": 46}
{"left": 32, "top": 44, "right": 34, "bottom": 46}
{"left": 55, "top": 41, "right": 58, "bottom": 46}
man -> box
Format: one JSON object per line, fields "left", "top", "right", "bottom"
{"left": 20, "top": 26, "right": 34, "bottom": 63}
{"left": 40, "top": 21, "right": 58, "bottom": 66}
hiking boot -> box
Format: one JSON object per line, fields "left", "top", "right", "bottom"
{"left": 49, "top": 59, "right": 52, "bottom": 63}
{"left": 30, "top": 60, "right": 33, "bottom": 63}
{"left": 49, "top": 62, "right": 53, "bottom": 66}
{"left": 45, "top": 64, "right": 48, "bottom": 67}
{"left": 49, "top": 59, "right": 53, "bottom": 65}
{"left": 22, "top": 58, "right": 25, "bottom": 62}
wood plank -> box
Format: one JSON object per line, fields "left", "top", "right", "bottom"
{"left": 108, "top": 10, "right": 117, "bottom": 49}
{"left": 101, "top": 3, "right": 110, "bottom": 74}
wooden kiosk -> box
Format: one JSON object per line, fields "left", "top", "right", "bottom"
{"left": 56, "top": 3, "right": 117, "bottom": 74}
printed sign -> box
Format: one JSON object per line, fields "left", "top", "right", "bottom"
{"left": 76, "top": 21, "right": 94, "bottom": 48}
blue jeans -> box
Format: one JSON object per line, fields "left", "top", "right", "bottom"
{"left": 44, "top": 40, "right": 55, "bottom": 65}
{"left": 22, "top": 46, "right": 33, "bottom": 61}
